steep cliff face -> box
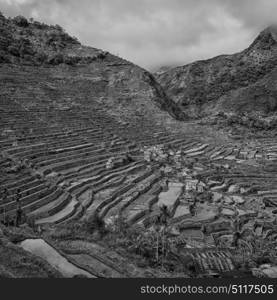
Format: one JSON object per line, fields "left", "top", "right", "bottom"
{"left": 0, "top": 12, "right": 185, "bottom": 133}
{"left": 156, "top": 26, "right": 277, "bottom": 118}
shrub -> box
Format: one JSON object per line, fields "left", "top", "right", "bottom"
{"left": 97, "top": 52, "right": 107, "bottom": 59}
{"left": 64, "top": 56, "right": 81, "bottom": 66}
{"left": 45, "top": 31, "right": 62, "bottom": 47}
{"left": 13, "top": 16, "right": 29, "bottom": 27}
{"left": 0, "top": 50, "right": 10, "bottom": 63}
{"left": 21, "top": 54, "right": 35, "bottom": 64}
{"left": 84, "top": 213, "right": 106, "bottom": 235}
{"left": 26, "top": 216, "right": 36, "bottom": 229}
{"left": 34, "top": 51, "right": 48, "bottom": 64}
{"left": 8, "top": 38, "right": 34, "bottom": 58}
{"left": 0, "top": 11, "right": 5, "bottom": 20}
{"left": 7, "top": 44, "right": 20, "bottom": 56}
{"left": 22, "top": 28, "right": 33, "bottom": 36}
{"left": 32, "top": 21, "right": 48, "bottom": 30}
{"left": 54, "top": 24, "right": 63, "bottom": 32}
{"left": 216, "top": 111, "right": 227, "bottom": 119}
{"left": 47, "top": 53, "right": 64, "bottom": 65}
{"left": 45, "top": 30, "right": 79, "bottom": 49}
{"left": 18, "top": 39, "right": 34, "bottom": 56}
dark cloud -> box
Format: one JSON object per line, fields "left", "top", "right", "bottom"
{"left": 0, "top": 0, "right": 276, "bottom": 70}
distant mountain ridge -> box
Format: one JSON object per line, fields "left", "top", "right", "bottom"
{"left": 1, "top": 11, "right": 276, "bottom": 127}
{"left": 156, "top": 26, "right": 277, "bottom": 118}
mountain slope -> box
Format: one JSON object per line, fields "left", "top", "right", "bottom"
{"left": 156, "top": 26, "right": 277, "bottom": 118}
{"left": 0, "top": 12, "right": 185, "bottom": 134}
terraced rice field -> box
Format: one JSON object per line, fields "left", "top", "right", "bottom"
{"left": 1, "top": 70, "right": 277, "bottom": 276}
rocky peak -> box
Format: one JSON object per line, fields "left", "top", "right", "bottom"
{"left": 249, "top": 26, "right": 277, "bottom": 51}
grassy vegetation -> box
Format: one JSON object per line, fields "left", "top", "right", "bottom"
{"left": 200, "top": 112, "right": 277, "bottom": 137}
{"left": 231, "top": 237, "right": 277, "bottom": 275}
{"left": 0, "top": 13, "right": 107, "bottom": 66}
{"left": 43, "top": 212, "right": 194, "bottom": 277}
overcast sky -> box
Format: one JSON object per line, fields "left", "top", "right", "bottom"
{"left": 0, "top": 0, "right": 276, "bottom": 70}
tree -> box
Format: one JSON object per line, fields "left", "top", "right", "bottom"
{"left": 153, "top": 205, "right": 170, "bottom": 266}
{"left": 85, "top": 212, "right": 106, "bottom": 235}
